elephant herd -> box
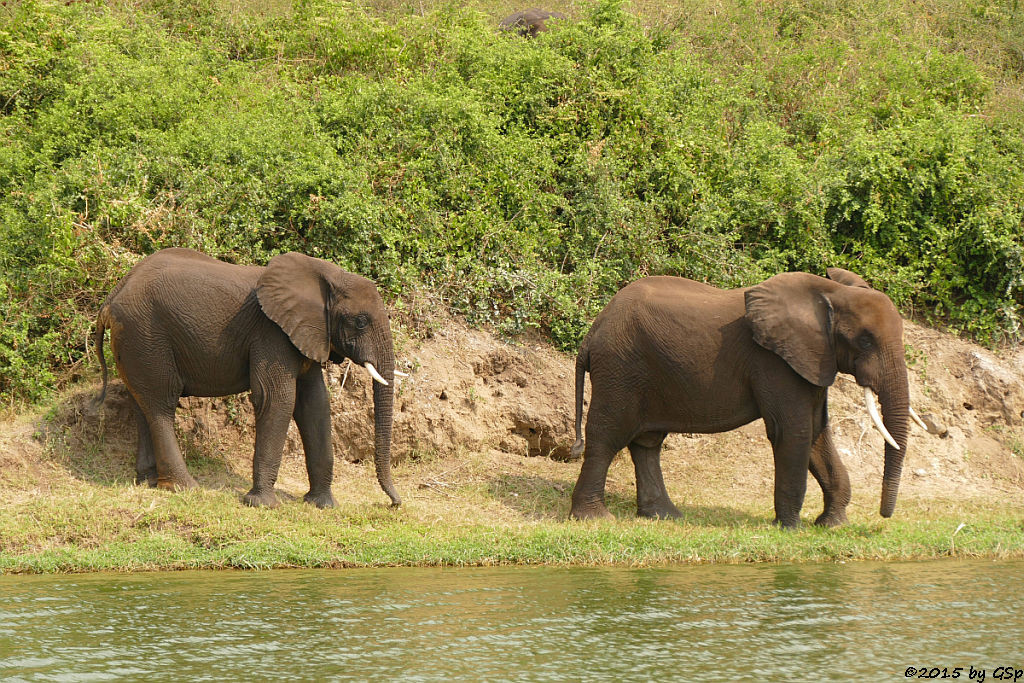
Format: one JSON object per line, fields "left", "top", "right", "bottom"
{"left": 94, "top": 248, "right": 922, "bottom": 529}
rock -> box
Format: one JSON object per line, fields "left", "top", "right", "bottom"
{"left": 918, "top": 413, "right": 949, "bottom": 438}
{"left": 966, "top": 351, "right": 1024, "bottom": 425}
{"left": 498, "top": 8, "right": 566, "bottom": 38}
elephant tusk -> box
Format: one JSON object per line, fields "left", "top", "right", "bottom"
{"left": 393, "top": 370, "right": 409, "bottom": 378}
{"left": 909, "top": 406, "right": 928, "bottom": 431}
{"left": 364, "top": 362, "right": 389, "bottom": 386}
{"left": 864, "top": 387, "right": 900, "bottom": 450}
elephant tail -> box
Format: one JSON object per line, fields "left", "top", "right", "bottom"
{"left": 571, "top": 338, "right": 589, "bottom": 459}
{"left": 93, "top": 306, "right": 111, "bottom": 408}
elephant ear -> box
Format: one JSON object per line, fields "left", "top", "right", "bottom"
{"left": 826, "top": 267, "right": 872, "bottom": 289}
{"left": 745, "top": 272, "right": 837, "bottom": 387}
{"left": 257, "top": 252, "right": 332, "bottom": 363}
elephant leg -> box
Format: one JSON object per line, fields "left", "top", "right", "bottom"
{"left": 808, "top": 426, "right": 851, "bottom": 527}
{"left": 765, "top": 421, "right": 812, "bottom": 529}
{"left": 293, "top": 366, "right": 335, "bottom": 509}
{"left": 128, "top": 393, "right": 157, "bottom": 487}
{"left": 123, "top": 379, "right": 196, "bottom": 491}
{"left": 569, "top": 440, "right": 618, "bottom": 520}
{"left": 143, "top": 404, "right": 198, "bottom": 492}
{"left": 629, "top": 432, "right": 681, "bottom": 519}
{"left": 244, "top": 367, "right": 297, "bottom": 508}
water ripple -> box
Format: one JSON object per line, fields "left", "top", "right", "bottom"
{"left": 0, "top": 560, "right": 1021, "bottom": 680}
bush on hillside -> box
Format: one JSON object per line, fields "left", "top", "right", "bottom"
{"left": 1, "top": 0, "right": 1022, "bottom": 404}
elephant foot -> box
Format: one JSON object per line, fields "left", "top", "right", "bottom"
{"left": 243, "top": 488, "right": 280, "bottom": 508}
{"left": 814, "top": 510, "right": 848, "bottom": 528}
{"left": 772, "top": 516, "right": 801, "bottom": 530}
{"left": 156, "top": 474, "right": 198, "bottom": 492}
{"left": 303, "top": 489, "right": 336, "bottom": 509}
{"left": 136, "top": 469, "right": 158, "bottom": 487}
{"left": 637, "top": 499, "right": 683, "bottom": 520}
{"left": 569, "top": 502, "right": 615, "bottom": 521}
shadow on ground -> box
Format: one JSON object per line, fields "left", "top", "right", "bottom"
{"left": 488, "top": 472, "right": 769, "bottom": 526}
{"left": 39, "top": 382, "right": 251, "bottom": 491}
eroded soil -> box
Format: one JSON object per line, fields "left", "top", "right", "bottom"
{"left": 4, "top": 317, "right": 1024, "bottom": 521}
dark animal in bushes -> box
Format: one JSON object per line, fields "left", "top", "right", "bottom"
{"left": 499, "top": 8, "right": 566, "bottom": 37}
{"left": 570, "top": 268, "right": 928, "bottom": 528}
{"left": 94, "top": 248, "right": 402, "bottom": 509}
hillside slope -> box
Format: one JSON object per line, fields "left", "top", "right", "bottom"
{"left": 3, "top": 0, "right": 1023, "bottom": 405}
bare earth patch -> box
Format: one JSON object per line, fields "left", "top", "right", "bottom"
{"left": 4, "top": 318, "right": 1024, "bottom": 526}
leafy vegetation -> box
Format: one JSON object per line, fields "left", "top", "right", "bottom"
{"left": 2, "top": 0, "right": 1023, "bottom": 405}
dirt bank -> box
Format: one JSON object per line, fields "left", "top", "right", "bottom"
{"left": 4, "top": 314, "right": 1020, "bottom": 521}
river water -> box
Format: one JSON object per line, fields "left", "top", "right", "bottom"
{"left": 1, "top": 560, "right": 1021, "bottom": 680}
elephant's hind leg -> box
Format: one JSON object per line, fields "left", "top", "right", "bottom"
{"left": 141, "top": 402, "right": 199, "bottom": 492}
{"left": 128, "top": 394, "right": 157, "bottom": 486}
{"left": 808, "top": 426, "right": 851, "bottom": 527}
{"left": 629, "top": 432, "right": 681, "bottom": 519}
{"left": 569, "top": 438, "right": 619, "bottom": 520}
{"left": 293, "top": 367, "right": 335, "bottom": 509}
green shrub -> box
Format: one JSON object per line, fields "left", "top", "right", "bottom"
{"left": 1, "top": 0, "right": 1022, "bottom": 405}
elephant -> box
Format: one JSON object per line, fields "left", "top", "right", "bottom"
{"left": 499, "top": 8, "right": 566, "bottom": 37}
{"left": 93, "top": 247, "right": 401, "bottom": 509}
{"left": 569, "top": 268, "right": 920, "bottom": 528}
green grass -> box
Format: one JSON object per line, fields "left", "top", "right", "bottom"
{"left": 2, "top": 469, "right": 1022, "bottom": 573}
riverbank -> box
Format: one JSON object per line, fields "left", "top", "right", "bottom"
{"left": 2, "top": 318, "right": 1022, "bottom": 573}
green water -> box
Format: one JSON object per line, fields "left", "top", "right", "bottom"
{"left": 1, "top": 560, "right": 1022, "bottom": 680}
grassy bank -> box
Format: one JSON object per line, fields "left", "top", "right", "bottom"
{"left": 3, "top": 0, "right": 1024, "bottom": 405}
{"left": 4, "top": 472, "right": 1022, "bottom": 574}
{"left": 2, "top": 404, "right": 1022, "bottom": 574}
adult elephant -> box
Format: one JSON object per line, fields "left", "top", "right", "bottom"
{"left": 94, "top": 247, "right": 402, "bottom": 509}
{"left": 570, "top": 268, "right": 920, "bottom": 528}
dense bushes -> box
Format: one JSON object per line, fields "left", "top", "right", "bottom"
{"left": 2, "top": 0, "right": 1022, "bottom": 404}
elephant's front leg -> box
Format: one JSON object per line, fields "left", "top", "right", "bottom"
{"left": 629, "top": 432, "right": 681, "bottom": 519}
{"left": 808, "top": 426, "right": 851, "bottom": 527}
{"left": 244, "top": 368, "right": 297, "bottom": 508}
{"left": 766, "top": 422, "right": 813, "bottom": 529}
{"left": 293, "top": 366, "right": 335, "bottom": 509}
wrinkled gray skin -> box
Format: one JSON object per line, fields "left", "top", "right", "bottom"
{"left": 499, "top": 8, "right": 566, "bottom": 37}
{"left": 94, "top": 248, "right": 401, "bottom": 509}
{"left": 571, "top": 268, "right": 909, "bottom": 528}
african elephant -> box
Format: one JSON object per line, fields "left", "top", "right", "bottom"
{"left": 499, "top": 8, "right": 566, "bottom": 37}
{"left": 94, "top": 247, "right": 401, "bottom": 509}
{"left": 570, "top": 268, "right": 917, "bottom": 528}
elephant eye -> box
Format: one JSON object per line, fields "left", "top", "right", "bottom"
{"left": 857, "top": 333, "right": 873, "bottom": 350}
{"left": 354, "top": 314, "right": 369, "bottom": 330}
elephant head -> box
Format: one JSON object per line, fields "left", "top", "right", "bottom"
{"left": 744, "top": 268, "right": 909, "bottom": 519}
{"left": 256, "top": 252, "right": 401, "bottom": 507}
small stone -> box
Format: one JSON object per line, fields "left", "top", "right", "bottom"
{"left": 439, "top": 389, "right": 448, "bottom": 400}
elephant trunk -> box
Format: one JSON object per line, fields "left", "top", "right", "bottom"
{"left": 877, "top": 356, "right": 910, "bottom": 518}
{"left": 371, "top": 325, "right": 401, "bottom": 507}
